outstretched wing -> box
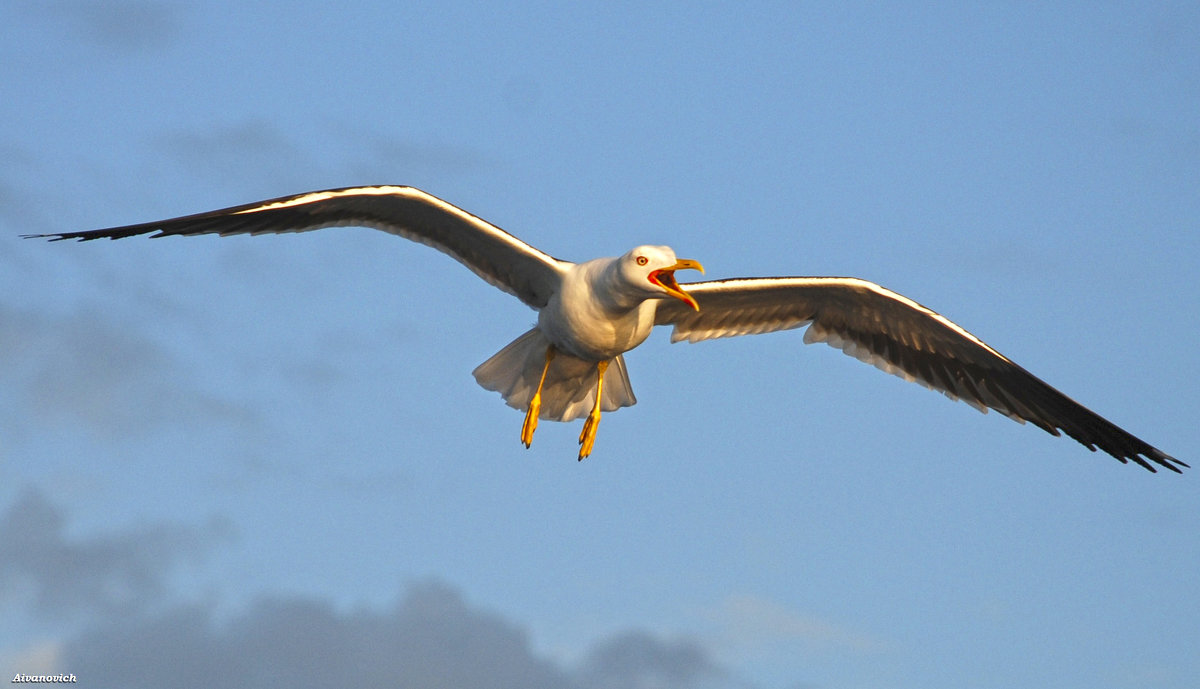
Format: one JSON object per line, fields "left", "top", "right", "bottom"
{"left": 655, "top": 276, "right": 1183, "bottom": 473}
{"left": 27, "top": 186, "right": 570, "bottom": 309}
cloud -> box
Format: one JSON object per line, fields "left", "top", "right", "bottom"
{"left": 0, "top": 639, "right": 63, "bottom": 678}
{"left": 576, "top": 630, "right": 735, "bottom": 689}
{"left": 0, "top": 489, "right": 230, "bottom": 619}
{"left": 66, "top": 582, "right": 572, "bottom": 689}
{"left": 708, "top": 594, "right": 885, "bottom": 654}
{"left": 0, "top": 144, "right": 64, "bottom": 238}
{"left": 331, "top": 124, "right": 495, "bottom": 180}
{"left": 153, "top": 121, "right": 296, "bottom": 166}
{"left": 22, "top": 0, "right": 182, "bottom": 53}
{"left": 150, "top": 119, "right": 494, "bottom": 187}
{"left": 59, "top": 582, "right": 746, "bottom": 689}
{"left": 0, "top": 181, "right": 44, "bottom": 236}
{"left": 1, "top": 492, "right": 761, "bottom": 689}
{"left": 151, "top": 121, "right": 316, "bottom": 190}
{"left": 0, "top": 303, "right": 257, "bottom": 442}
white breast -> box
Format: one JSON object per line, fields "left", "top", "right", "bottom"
{"left": 537, "top": 259, "right": 658, "bottom": 361}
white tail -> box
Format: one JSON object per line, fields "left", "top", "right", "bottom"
{"left": 472, "top": 328, "right": 637, "bottom": 421}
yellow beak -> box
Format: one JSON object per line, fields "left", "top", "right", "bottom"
{"left": 650, "top": 259, "right": 705, "bottom": 311}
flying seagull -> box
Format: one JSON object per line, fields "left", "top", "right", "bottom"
{"left": 26, "top": 185, "right": 1183, "bottom": 472}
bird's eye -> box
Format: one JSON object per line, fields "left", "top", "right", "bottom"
{"left": 636, "top": 256, "right": 648, "bottom": 266}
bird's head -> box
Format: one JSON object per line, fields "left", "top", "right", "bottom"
{"left": 619, "top": 245, "right": 705, "bottom": 311}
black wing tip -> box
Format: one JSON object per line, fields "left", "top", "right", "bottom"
{"left": 1152, "top": 454, "right": 1188, "bottom": 474}
{"left": 1047, "top": 423, "right": 1184, "bottom": 474}
{"left": 1126, "top": 450, "right": 1187, "bottom": 474}
{"left": 22, "top": 232, "right": 110, "bottom": 242}
{"left": 22, "top": 227, "right": 171, "bottom": 241}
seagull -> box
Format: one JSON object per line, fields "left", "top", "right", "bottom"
{"left": 26, "top": 185, "right": 1184, "bottom": 472}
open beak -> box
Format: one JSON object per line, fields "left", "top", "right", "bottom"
{"left": 649, "top": 259, "right": 705, "bottom": 311}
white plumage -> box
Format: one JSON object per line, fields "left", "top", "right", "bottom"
{"left": 472, "top": 328, "right": 636, "bottom": 421}
{"left": 28, "top": 185, "right": 1184, "bottom": 472}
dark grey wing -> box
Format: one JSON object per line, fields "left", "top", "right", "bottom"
{"left": 655, "top": 276, "right": 1184, "bottom": 473}
{"left": 27, "top": 186, "right": 570, "bottom": 309}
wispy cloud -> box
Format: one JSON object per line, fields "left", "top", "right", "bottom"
{"left": 22, "top": 0, "right": 183, "bottom": 53}
{"left": 0, "top": 639, "right": 63, "bottom": 679}
{"left": 151, "top": 121, "right": 317, "bottom": 191}
{"left": 331, "top": 124, "right": 495, "bottom": 180}
{"left": 0, "top": 303, "right": 258, "bottom": 442}
{"left": 151, "top": 119, "right": 495, "bottom": 189}
{"left": 0, "top": 489, "right": 231, "bottom": 619}
{"left": 0, "top": 144, "right": 59, "bottom": 236}
{"left": 707, "top": 593, "right": 886, "bottom": 654}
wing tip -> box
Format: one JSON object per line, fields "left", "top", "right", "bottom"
{"left": 22, "top": 232, "right": 122, "bottom": 242}
{"left": 1124, "top": 449, "right": 1187, "bottom": 474}
{"left": 1151, "top": 453, "right": 1187, "bottom": 474}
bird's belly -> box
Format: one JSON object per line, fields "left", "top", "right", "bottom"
{"left": 537, "top": 300, "right": 655, "bottom": 361}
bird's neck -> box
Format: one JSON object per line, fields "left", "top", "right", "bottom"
{"left": 593, "top": 261, "right": 646, "bottom": 313}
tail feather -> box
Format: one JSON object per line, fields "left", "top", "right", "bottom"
{"left": 472, "top": 328, "right": 636, "bottom": 422}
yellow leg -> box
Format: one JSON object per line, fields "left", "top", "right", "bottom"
{"left": 577, "top": 360, "right": 610, "bottom": 461}
{"left": 521, "top": 345, "right": 556, "bottom": 448}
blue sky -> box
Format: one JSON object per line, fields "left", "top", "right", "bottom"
{"left": 1, "top": 2, "right": 1197, "bottom": 688}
